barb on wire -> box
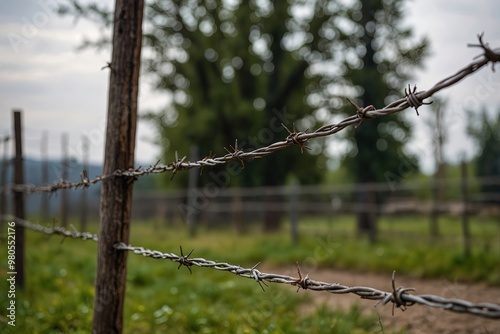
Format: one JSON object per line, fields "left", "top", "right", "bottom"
{"left": 177, "top": 246, "right": 194, "bottom": 274}
{"left": 114, "top": 242, "right": 500, "bottom": 319}
{"left": 283, "top": 123, "right": 310, "bottom": 153}
{"left": 346, "top": 98, "right": 376, "bottom": 127}
{"left": 224, "top": 139, "right": 245, "bottom": 168}
{"left": 1, "top": 34, "right": 499, "bottom": 195}
{"left": 468, "top": 32, "right": 500, "bottom": 71}
{"left": 404, "top": 84, "right": 433, "bottom": 116}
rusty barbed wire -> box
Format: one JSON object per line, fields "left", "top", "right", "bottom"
{"left": 4, "top": 216, "right": 499, "bottom": 319}
{"left": 1, "top": 33, "right": 499, "bottom": 195}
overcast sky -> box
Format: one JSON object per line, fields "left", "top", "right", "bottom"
{"left": 1, "top": 0, "right": 499, "bottom": 175}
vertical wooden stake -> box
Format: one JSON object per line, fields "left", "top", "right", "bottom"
{"left": 80, "top": 135, "right": 89, "bottom": 231}
{"left": 461, "top": 160, "right": 471, "bottom": 257}
{"left": 429, "top": 176, "right": 439, "bottom": 240}
{"left": 92, "top": 0, "right": 144, "bottom": 333}
{"left": 13, "top": 110, "right": 25, "bottom": 288}
{"left": 40, "top": 131, "right": 49, "bottom": 221}
{"left": 187, "top": 145, "right": 199, "bottom": 237}
{"left": 290, "top": 179, "right": 299, "bottom": 244}
{"left": 0, "top": 135, "right": 10, "bottom": 218}
{"left": 60, "top": 132, "right": 69, "bottom": 227}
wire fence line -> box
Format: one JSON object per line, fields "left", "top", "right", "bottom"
{"left": 1, "top": 34, "right": 499, "bottom": 195}
{"left": 3, "top": 215, "right": 98, "bottom": 242}
{"left": 4, "top": 215, "right": 500, "bottom": 319}
{"left": 115, "top": 243, "right": 500, "bottom": 319}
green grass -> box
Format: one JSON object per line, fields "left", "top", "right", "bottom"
{"left": 288, "top": 215, "right": 500, "bottom": 284}
{"left": 1, "top": 215, "right": 498, "bottom": 333}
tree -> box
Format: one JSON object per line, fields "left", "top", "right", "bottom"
{"left": 125, "top": 0, "right": 348, "bottom": 231}
{"left": 143, "top": 1, "right": 327, "bottom": 184}
{"left": 467, "top": 106, "right": 500, "bottom": 204}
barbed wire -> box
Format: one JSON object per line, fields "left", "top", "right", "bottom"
{"left": 115, "top": 243, "right": 500, "bottom": 319}
{"left": 1, "top": 33, "right": 499, "bottom": 195}
{"left": 4, "top": 216, "right": 500, "bottom": 319}
{"left": 2, "top": 215, "right": 98, "bottom": 242}
{"left": 0, "top": 172, "right": 109, "bottom": 194}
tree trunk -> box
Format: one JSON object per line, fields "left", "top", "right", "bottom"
{"left": 355, "top": 0, "right": 378, "bottom": 242}
{"left": 263, "top": 215, "right": 282, "bottom": 232}
{"left": 263, "top": 198, "right": 282, "bottom": 232}
{"left": 231, "top": 187, "right": 243, "bottom": 234}
{"left": 356, "top": 185, "right": 377, "bottom": 243}
{"left": 92, "top": 1, "right": 144, "bottom": 333}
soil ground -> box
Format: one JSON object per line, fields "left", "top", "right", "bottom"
{"left": 266, "top": 266, "right": 500, "bottom": 333}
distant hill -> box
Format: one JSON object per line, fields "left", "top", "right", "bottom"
{"left": 1, "top": 157, "right": 160, "bottom": 217}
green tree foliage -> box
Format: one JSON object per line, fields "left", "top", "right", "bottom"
{"left": 467, "top": 107, "right": 500, "bottom": 203}
{"left": 142, "top": 0, "right": 358, "bottom": 231}
{"left": 141, "top": 0, "right": 339, "bottom": 192}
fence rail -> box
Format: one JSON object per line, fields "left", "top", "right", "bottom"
{"left": 1, "top": 34, "right": 499, "bottom": 195}
{"left": 3, "top": 215, "right": 500, "bottom": 320}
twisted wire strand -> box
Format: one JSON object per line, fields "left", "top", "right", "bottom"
{"left": 114, "top": 242, "right": 500, "bottom": 319}
{"left": 4, "top": 216, "right": 499, "bottom": 319}
{"left": 3, "top": 215, "right": 98, "bottom": 242}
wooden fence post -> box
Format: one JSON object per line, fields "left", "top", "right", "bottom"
{"left": 60, "top": 132, "right": 69, "bottom": 227}
{"left": 290, "top": 180, "right": 299, "bottom": 244}
{"left": 80, "top": 135, "right": 89, "bottom": 231}
{"left": 40, "top": 131, "right": 49, "bottom": 221}
{"left": 187, "top": 145, "right": 199, "bottom": 237}
{"left": 429, "top": 175, "right": 440, "bottom": 240}
{"left": 91, "top": 0, "right": 144, "bottom": 333}
{"left": 0, "top": 135, "right": 10, "bottom": 219}
{"left": 13, "top": 110, "right": 25, "bottom": 288}
{"left": 461, "top": 160, "right": 471, "bottom": 257}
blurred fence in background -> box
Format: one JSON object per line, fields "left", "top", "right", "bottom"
{"left": 133, "top": 178, "right": 500, "bottom": 226}
{"left": 4, "top": 177, "right": 495, "bottom": 227}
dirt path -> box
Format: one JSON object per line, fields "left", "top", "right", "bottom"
{"left": 264, "top": 266, "right": 500, "bottom": 333}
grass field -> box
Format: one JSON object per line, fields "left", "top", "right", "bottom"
{"left": 0, "top": 215, "right": 498, "bottom": 333}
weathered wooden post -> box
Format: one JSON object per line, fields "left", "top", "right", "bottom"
{"left": 40, "top": 131, "right": 49, "bottom": 221}
{"left": 290, "top": 179, "right": 299, "bottom": 244}
{"left": 60, "top": 132, "right": 69, "bottom": 227}
{"left": 0, "top": 135, "right": 10, "bottom": 219}
{"left": 92, "top": 0, "right": 144, "bottom": 332}
{"left": 461, "top": 160, "right": 471, "bottom": 257}
{"left": 187, "top": 145, "right": 199, "bottom": 237}
{"left": 80, "top": 135, "right": 89, "bottom": 231}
